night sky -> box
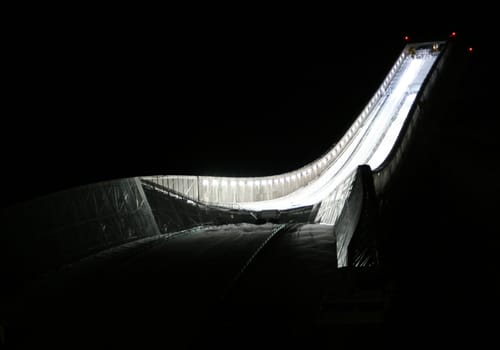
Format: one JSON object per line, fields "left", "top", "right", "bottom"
{"left": 4, "top": 18, "right": 488, "bottom": 208}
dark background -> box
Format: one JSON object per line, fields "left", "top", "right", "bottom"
{"left": 3, "top": 8, "right": 498, "bottom": 344}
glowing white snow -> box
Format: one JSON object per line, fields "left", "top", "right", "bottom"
{"left": 236, "top": 52, "right": 438, "bottom": 211}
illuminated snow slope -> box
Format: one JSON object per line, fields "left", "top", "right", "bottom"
{"left": 238, "top": 46, "right": 439, "bottom": 211}
{"left": 144, "top": 43, "right": 443, "bottom": 223}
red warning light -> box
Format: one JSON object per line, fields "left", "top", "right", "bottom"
{"left": 450, "top": 32, "right": 456, "bottom": 37}
{"left": 468, "top": 47, "right": 473, "bottom": 53}
{"left": 404, "top": 35, "right": 409, "bottom": 41}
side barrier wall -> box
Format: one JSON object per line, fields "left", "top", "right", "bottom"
{"left": 333, "top": 165, "right": 379, "bottom": 267}
{"left": 141, "top": 179, "right": 314, "bottom": 232}
{"left": 0, "top": 178, "right": 159, "bottom": 289}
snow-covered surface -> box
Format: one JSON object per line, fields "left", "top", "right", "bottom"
{"left": 237, "top": 50, "right": 438, "bottom": 212}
